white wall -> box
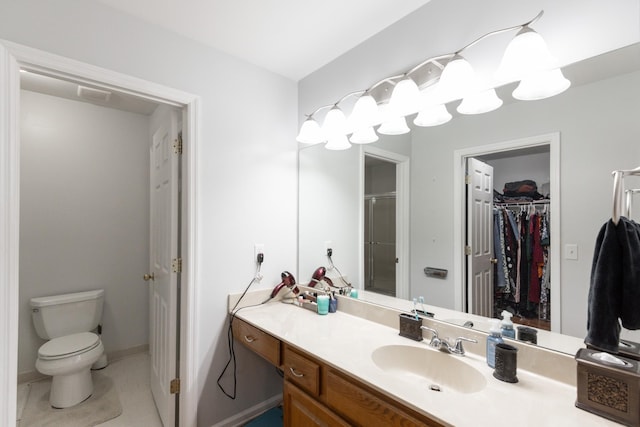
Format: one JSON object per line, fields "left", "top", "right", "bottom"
{"left": 19, "top": 90, "right": 150, "bottom": 375}
{"left": 482, "top": 152, "right": 551, "bottom": 195}
{"left": 1, "top": 1, "right": 298, "bottom": 425}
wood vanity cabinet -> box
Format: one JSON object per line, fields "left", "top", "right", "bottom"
{"left": 233, "top": 318, "right": 444, "bottom": 427}
{"left": 231, "top": 317, "right": 281, "bottom": 366}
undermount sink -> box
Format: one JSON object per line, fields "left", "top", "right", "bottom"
{"left": 371, "top": 345, "right": 487, "bottom": 394}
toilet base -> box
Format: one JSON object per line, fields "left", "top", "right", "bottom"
{"left": 50, "top": 369, "right": 94, "bottom": 408}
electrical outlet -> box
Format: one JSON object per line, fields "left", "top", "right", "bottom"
{"left": 254, "top": 243, "right": 264, "bottom": 262}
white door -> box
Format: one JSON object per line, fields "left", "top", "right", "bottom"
{"left": 149, "top": 108, "right": 180, "bottom": 427}
{"left": 466, "top": 158, "right": 494, "bottom": 317}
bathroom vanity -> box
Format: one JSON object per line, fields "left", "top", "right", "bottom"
{"left": 230, "top": 291, "right": 618, "bottom": 426}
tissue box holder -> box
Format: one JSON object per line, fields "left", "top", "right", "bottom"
{"left": 576, "top": 348, "right": 640, "bottom": 426}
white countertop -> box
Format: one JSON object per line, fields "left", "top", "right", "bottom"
{"left": 234, "top": 300, "right": 616, "bottom": 427}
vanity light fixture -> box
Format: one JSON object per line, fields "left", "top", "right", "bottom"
{"left": 296, "top": 10, "right": 570, "bottom": 149}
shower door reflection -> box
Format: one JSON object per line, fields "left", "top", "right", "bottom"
{"left": 364, "top": 194, "right": 396, "bottom": 296}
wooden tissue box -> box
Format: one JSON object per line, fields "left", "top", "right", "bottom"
{"left": 576, "top": 348, "right": 640, "bottom": 426}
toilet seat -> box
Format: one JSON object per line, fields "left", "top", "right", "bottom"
{"left": 38, "top": 332, "right": 101, "bottom": 360}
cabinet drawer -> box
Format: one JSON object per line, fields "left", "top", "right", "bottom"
{"left": 283, "top": 345, "right": 321, "bottom": 396}
{"left": 232, "top": 318, "right": 280, "bottom": 366}
{"left": 325, "top": 368, "right": 443, "bottom": 427}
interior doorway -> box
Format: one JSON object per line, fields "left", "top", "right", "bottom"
{"left": 0, "top": 41, "right": 199, "bottom": 427}
{"left": 453, "top": 133, "right": 561, "bottom": 332}
{"left": 364, "top": 156, "right": 397, "bottom": 296}
{"left": 361, "top": 147, "right": 410, "bottom": 299}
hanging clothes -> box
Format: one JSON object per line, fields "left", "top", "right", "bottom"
{"left": 492, "top": 202, "right": 551, "bottom": 320}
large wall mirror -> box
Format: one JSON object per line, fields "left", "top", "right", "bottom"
{"left": 298, "top": 43, "right": 640, "bottom": 355}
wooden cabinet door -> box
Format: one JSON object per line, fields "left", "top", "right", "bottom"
{"left": 283, "top": 380, "right": 349, "bottom": 427}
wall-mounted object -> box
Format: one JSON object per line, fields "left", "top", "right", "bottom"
{"left": 297, "top": 10, "right": 570, "bottom": 151}
{"left": 424, "top": 267, "right": 448, "bottom": 279}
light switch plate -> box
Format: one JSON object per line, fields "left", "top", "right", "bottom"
{"left": 564, "top": 244, "right": 578, "bottom": 260}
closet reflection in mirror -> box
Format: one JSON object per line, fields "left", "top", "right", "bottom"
{"left": 298, "top": 43, "right": 640, "bottom": 354}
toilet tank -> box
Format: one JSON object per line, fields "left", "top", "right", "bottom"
{"left": 30, "top": 289, "right": 104, "bottom": 340}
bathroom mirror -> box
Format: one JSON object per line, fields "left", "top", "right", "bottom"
{"left": 298, "top": 43, "right": 640, "bottom": 355}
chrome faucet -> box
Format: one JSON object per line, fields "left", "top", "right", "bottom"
{"left": 420, "top": 326, "right": 477, "bottom": 356}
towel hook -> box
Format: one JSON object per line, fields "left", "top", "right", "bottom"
{"left": 612, "top": 166, "right": 640, "bottom": 225}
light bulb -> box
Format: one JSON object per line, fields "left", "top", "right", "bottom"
{"left": 325, "top": 134, "right": 351, "bottom": 150}
{"left": 322, "top": 106, "right": 347, "bottom": 138}
{"left": 296, "top": 117, "right": 324, "bottom": 144}
{"left": 495, "top": 26, "right": 558, "bottom": 84}
{"left": 436, "top": 54, "right": 476, "bottom": 103}
{"left": 388, "top": 78, "right": 421, "bottom": 117}
{"left": 378, "top": 116, "right": 410, "bottom": 135}
{"left": 457, "top": 88, "right": 503, "bottom": 115}
{"left": 414, "top": 104, "right": 452, "bottom": 127}
{"left": 512, "top": 68, "right": 571, "bottom": 100}
{"left": 349, "top": 94, "right": 381, "bottom": 132}
{"left": 350, "top": 127, "right": 379, "bottom": 144}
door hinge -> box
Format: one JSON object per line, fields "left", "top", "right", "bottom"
{"left": 170, "top": 378, "right": 180, "bottom": 394}
{"left": 465, "top": 175, "right": 471, "bottom": 185}
{"left": 172, "top": 257, "right": 182, "bottom": 273}
{"left": 173, "top": 133, "right": 183, "bottom": 155}
{"left": 465, "top": 245, "right": 471, "bottom": 256}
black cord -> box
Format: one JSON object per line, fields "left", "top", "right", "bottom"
{"left": 217, "top": 260, "right": 264, "bottom": 399}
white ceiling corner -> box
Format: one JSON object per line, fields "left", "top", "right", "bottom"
{"left": 93, "top": 0, "right": 432, "bottom": 81}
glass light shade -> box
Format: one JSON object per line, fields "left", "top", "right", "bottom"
{"left": 388, "top": 78, "right": 421, "bottom": 117}
{"left": 349, "top": 127, "right": 379, "bottom": 144}
{"left": 436, "top": 54, "right": 476, "bottom": 103}
{"left": 495, "top": 27, "right": 557, "bottom": 84}
{"left": 413, "top": 104, "right": 452, "bottom": 127}
{"left": 325, "top": 134, "right": 351, "bottom": 150}
{"left": 377, "top": 116, "right": 410, "bottom": 135}
{"left": 348, "top": 94, "right": 381, "bottom": 131}
{"left": 512, "top": 68, "right": 571, "bottom": 100}
{"left": 322, "top": 106, "right": 348, "bottom": 138}
{"left": 296, "top": 117, "right": 324, "bottom": 144}
{"left": 457, "top": 88, "right": 503, "bottom": 115}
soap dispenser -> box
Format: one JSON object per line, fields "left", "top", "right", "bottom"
{"left": 486, "top": 319, "right": 503, "bottom": 368}
{"left": 500, "top": 310, "right": 516, "bottom": 339}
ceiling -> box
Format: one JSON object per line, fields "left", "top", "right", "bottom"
{"left": 93, "top": 0, "right": 432, "bottom": 81}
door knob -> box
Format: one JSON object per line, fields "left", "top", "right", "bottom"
{"left": 143, "top": 273, "right": 155, "bottom": 281}
{"left": 489, "top": 258, "right": 498, "bottom": 264}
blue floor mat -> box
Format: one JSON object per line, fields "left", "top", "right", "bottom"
{"left": 243, "top": 406, "right": 283, "bottom": 426}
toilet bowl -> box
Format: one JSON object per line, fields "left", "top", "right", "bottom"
{"left": 30, "top": 289, "right": 106, "bottom": 408}
{"left": 35, "top": 332, "right": 105, "bottom": 408}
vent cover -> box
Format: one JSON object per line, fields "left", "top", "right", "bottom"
{"left": 77, "top": 85, "right": 112, "bottom": 102}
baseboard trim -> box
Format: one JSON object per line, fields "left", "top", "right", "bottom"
{"left": 211, "top": 394, "right": 282, "bottom": 427}
{"left": 106, "top": 344, "right": 149, "bottom": 363}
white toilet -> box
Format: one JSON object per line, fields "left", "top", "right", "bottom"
{"left": 30, "top": 289, "right": 107, "bottom": 408}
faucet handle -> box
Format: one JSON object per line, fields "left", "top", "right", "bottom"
{"left": 420, "top": 326, "right": 441, "bottom": 348}
{"left": 420, "top": 326, "right": 438, "bottom": 338}
{"left": 453, "top": 336, "right": 478, "bottom": 355}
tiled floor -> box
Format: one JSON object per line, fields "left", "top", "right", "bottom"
{"left": 17, "top": 352, "right": 163, "bottom": 427}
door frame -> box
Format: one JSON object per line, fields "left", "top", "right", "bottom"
{"left": 0, "top": 40, "right": 200, "bottom": 427}
{"left": 452, "top": 133, "right": 560, "bottom": 332}
{"left": 360, "top": 146, "right": 410, "bottom": 300}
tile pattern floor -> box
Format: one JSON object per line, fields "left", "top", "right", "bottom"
{"left": 17, "top": 352, "right": 163, "bottom": 427}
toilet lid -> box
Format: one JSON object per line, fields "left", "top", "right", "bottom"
{"left": 38, "top": 332, "right": 101, "bottom": 360}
